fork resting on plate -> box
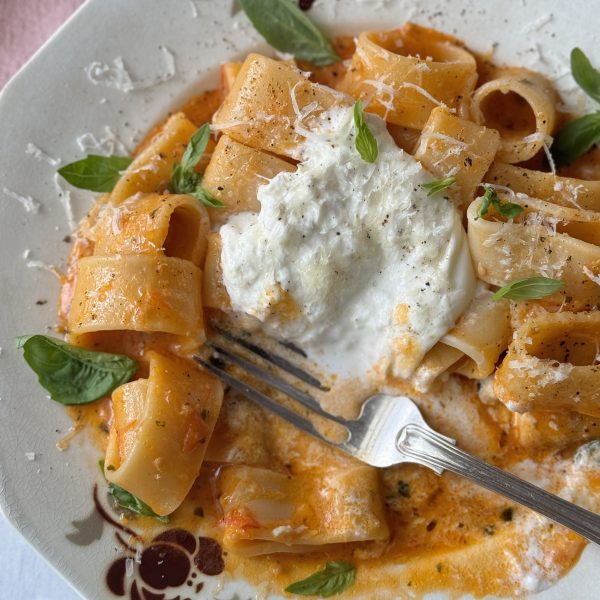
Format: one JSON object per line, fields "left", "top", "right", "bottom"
{"left": 196, "top": 325, "right": 600, "bottom": 546}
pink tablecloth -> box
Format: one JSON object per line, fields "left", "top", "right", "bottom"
{"left": 0, "top": 0, "right": 84, "bottom": 88}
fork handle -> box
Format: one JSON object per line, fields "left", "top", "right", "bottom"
{"left": 397, "top": 423, "right": 600, "bottom": 546}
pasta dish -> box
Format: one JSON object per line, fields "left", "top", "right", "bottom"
{"left": 17, "top": 6, "right": 600, "bottom": 598}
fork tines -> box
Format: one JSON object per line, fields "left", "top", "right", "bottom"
{"left": 194, "top": 326, "right": 347, "bottom": 442}
{"left": 211, "top": 325, "right": 329, "bottom": 391}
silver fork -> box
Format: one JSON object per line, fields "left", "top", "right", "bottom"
{"left": 195, "top": 326, "right": 600, "bottom": 546}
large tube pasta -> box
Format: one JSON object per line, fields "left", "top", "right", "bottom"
{"left": 444, "top": 290, "right": 512, "bottom": 378}
{"left": 111, "top": 112, "right": 198, "bottom": 205}
{"left": 485, "top": 163, "right": 600, "bottom": 212}
{"left": 104, "top": 351, "right": 223, "bottom": 515}
{"left": 219, "top": 464, "right": 389, "bottom": 556}
{"left": 467, "top": 193, "right": 600, "bottom": 309}
{"left": 93, "top": 193, "right": 209, "bottom": 266}
{"left": 212, "top": 54, "right": 346, "bottom": 158}
{"left": 472, "top": 70, "right": 557, "bottom": 163}
{"left": 202, "top": 135, "right": 295, "bottom": 227}
{"left": 411, "top": 344, "right": 464, "bottom": 392}
{"left": 340, "top": 24, "right": 476, "bottom": 129}
{"left": 414, "top": 107, "right": 500, "bottom": 209}
{"left": 412, "top": 288, "right": 511, "bottom": 390}
{"left": 68, "top": 255, "right": 205, "bottom": 346}
{"left": 495, "top": 310, "right": 600, "bottom": 417}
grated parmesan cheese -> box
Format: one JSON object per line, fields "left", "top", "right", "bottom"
{"left": 76, "top": 126, "right": 129, "bottom": 155}
{"left": 125, "top": 557, "right": 134, "bottom": 578}
{"left": 508, "top": 356, "right": 573, "bottom": 387}
{"left": 521, "top": 13, "right": 554, "bottom": 33}
{"left": 583, "top": 265, "right": 600, "bottom": 286}
{"left": 53, "top": 173, "right": 76, "bottom": 232}
{"left": 24, "top": 250, "right": 61, "bottom": 278}
{"left": 398, "top": 81, "right": 455, "bottom": 112}
{"left": 3, "top": 187, "right": 40, "bottom": 214}
{"left": 271, "top": 524, "right": 307, "bottom": 537}
{"left": 362, "top": 76, "right": 398, "bottom": 119}
{"left": 25, "top": 143, "right": 60, "bottom": 166}
{"left": 85, "top": 46, "right": 176, "bottom": 93}
{"left": 189, "top": 0, "right": 200, "bottom": 18}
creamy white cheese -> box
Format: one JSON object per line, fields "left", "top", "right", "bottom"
{"left": 220, "top": 106, "right": 475, "bottom": 380}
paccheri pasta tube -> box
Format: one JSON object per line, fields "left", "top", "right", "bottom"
{"left": 472, "top": 69, "right": 557, "bottom": 163}
{"left": 105, "top": 351, "right": 223, "bottom": 515}
{"left": 495, "top": 310, "right": 600, "bottom": 417}
{"left": 340, "top": 23, "right": 476, "bottom": 128}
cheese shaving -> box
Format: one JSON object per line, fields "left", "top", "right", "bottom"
{"left": 398, "top": 81, "right": 455, "bottom": 112}
{"left": 583, "top": 266, "right": 600, "bottom": 286}
{"left": 76, "top": 126, "right": 129, "bottom": 155}
{"left": 25, "top": 259, "right": 61, "bottom": 278}
{"left": 53, "top": 174, "right": 76, "bottom": 232}
{"left": 3, "top": 186, "right": 41, "bottom": 214}
{"left": 25, "top": 143, "right": 60, "bottom": 166}
{"left": 85, "top": 46, "right": 176, "bottom": 93}
{"left": 189, "top": 0, "right": 200, "bottom": 18}
{"left": 508, "top": 356, "right": 573, "bottom": 387}
{"left": 521, "top": 13, "right": 554, "bottom": 33}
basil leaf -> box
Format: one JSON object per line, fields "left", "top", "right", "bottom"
{"left": 571, "top": 48, "right": 600, "bottom": 104}
{"left": 171, "top": 162, "right": 201, "bottom": 195}
{"left": 58, "top": 155, "right": 132, "bottom": 192}
{"left": 476, "top": 185, "right": 524, "bottom": 220}
{"left": 99, "top": 459, "right": 168, "bottom": 522}
{"left": 170, "top": 123, "right": 224, "bottom": 208}
{"left": 421, "top": 176, "right": 456, "bottom": 197}
{"left": 239, "top": 0, "right": 340, "bottom": 67}
{"left": 108, "top": 482, "right": 169, "bottom": 523}
{"left": 551, "top": 112, "right": 600, "bottom": 166}
{"left": 492, "top": 277, "right": 565, "bottom": 301}
{"left": 353, "top": 101, "right": 378, "bottom": 163}
{"left": 180, "top": 123, "right": 210, "bottom": 172}
{"left": 285, "top": 561, "right": 356, "bottom": 597}
{"left": 494, "top": 200, "right": 524, "bottom": 219}
{"left": 17, "top": 335, "right": 137, "bottom": 405}
{"left": 476, "top": 186, "right": 493, "bottom": 219}
{"left": 190, "top": 187, "right": 225, "bottom": 208}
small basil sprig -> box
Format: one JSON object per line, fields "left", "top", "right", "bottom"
{"left": 239, "top": 0, "right": 340, "bottom": 67}
{"left": 421, "top": 175, "right": 457, "bottom": 197}
{"left": 170, "top": 123, "right": 224, "bottom": 208}
{"left": 17, "top": 335, "right": 137, "bottom": 405}
{"left": 353, "top": 101, "right": 378, "bottom": 163}
{"left": 492, "top": 276, "right": 565, "bottom": 301}
{"left": 58, "top": 155, "right": 133, "bottom": 192}
{"left": 476, "top": 185, "right": 524, "bottom": 220}
{"left": 552, "top": 48, "right": 600, "bottom": 166}
{"left": 285, "top": 560, "right": 356, "bottom": 597}
{"left": 99, "top": 460, "right": 169, "bottom": 523}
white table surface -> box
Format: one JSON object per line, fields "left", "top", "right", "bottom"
{"left": 0, "top": 515, "right": 81, "bottom": 600}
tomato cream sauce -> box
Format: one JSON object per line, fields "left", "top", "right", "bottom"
{"left": 57, "top": 34, "right": 600, "bottom": 599}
